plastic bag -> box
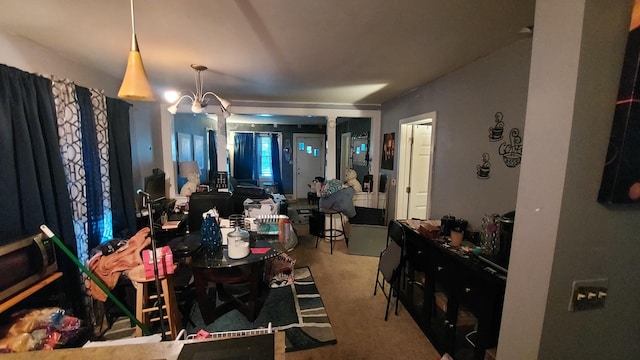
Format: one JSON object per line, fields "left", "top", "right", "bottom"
{"left": 265, "top": 253, "right": 296, "bottom": 288}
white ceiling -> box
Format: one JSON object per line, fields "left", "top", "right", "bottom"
{"left": 0, "top": 0, "right": 535, "bottom": 106}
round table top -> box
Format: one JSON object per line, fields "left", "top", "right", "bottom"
{"left": 175, "top": 229, "right": 297, "bottom": 269}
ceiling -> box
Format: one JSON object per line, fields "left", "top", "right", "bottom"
{"left": 0, "top": 0, "right": 535, "bottom": 106}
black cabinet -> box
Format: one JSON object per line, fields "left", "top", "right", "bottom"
{"left": 398, "top": 222, "right": 506, "bottom": 360}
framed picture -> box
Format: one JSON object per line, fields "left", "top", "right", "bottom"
{"left": 598, "top": 2, "right": 640, "bottom": 205}
{"left": 177, "top": 132, "right": 192, "bottom": 163}
{"left": 381, "top": 132, "right": 395, "bottom": 170}
{"left": 193, "top": 134, "right": 205, "bottom": 171}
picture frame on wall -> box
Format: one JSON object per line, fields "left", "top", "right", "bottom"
{"left": 381, "top": 132, "right": 395, "bottom": 170}
{"left": 598, "top": 2, "right": 640, "bottom": 205}
{"left": 193, "top": 134, "right": 205, "bottom": 172}
{"left": 177, "top": 132, "right": 193, "bottom": 163}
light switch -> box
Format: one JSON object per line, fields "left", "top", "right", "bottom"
{"left": 568, "top": 278, "right": 608, "bottom": 312}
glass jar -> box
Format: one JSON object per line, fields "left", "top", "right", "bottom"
{"left": 227, "top": 226, "right": 250, "bottom": 259}
{"left": 481, "top": 213, "right": 501, "bottom": 255}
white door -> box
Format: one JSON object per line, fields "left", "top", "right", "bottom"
{"left": 396, "top": 112, "right": 436, "bottom": 220}
{"left": 407, "top": 124, "right": 432, "bottom": 219}
{"left": 293, "top": 134, "right": 326, "bottom": 199}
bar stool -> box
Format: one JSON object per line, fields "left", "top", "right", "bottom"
{"left": 127, "top": 264, "right": 182, "bottom": 339}
{"left": 315, "top": 208, "right": 348, "bottom": 254}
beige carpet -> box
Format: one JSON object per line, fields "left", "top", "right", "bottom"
{"left": 285, "top": 222, "right": 441, "bottom": 360}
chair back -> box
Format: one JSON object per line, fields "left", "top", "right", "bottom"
{"left": 188, "top": 191, "right": 234, "bottom": 231}
{"left": 387, "top": 220, "right": 406, "bottom": 248}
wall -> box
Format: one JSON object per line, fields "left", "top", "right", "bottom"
{"left": 381, "top": 38, "right": 532, "bottom": 229}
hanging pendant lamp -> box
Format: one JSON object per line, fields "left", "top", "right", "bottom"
{"left": 118, "top": 0, "right": 156, "bottom": 101}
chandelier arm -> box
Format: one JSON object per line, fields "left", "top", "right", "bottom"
{"left": 202, "top": 92, "right": 229, "bottom": 110}
{"left": 172, "top": 94, "right": 196, "bottom": 106}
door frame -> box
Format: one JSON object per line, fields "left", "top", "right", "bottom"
{"left": 293, "top": 133, "right": 326, "bottom": 200}
{"left": 396, "top": 111, "right": 437, "bottom": 220}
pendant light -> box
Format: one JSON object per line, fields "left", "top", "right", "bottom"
{"left": 118, "top": 0, "right": 156, "bottom": 101}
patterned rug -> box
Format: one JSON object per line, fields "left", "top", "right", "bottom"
{"left": 187, "top": 266, "right": 337, "bottom": 352}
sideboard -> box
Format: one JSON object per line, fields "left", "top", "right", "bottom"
{"left": 398, "top": 221, "right": 506, "bottom": 360}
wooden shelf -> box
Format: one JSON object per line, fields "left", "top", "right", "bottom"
{"left": 0, "top": 272, "right": 63, "bottom": 314}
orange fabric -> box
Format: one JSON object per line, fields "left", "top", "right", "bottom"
{"left": 85, "top": 227, "right": 151, "bottom": 302}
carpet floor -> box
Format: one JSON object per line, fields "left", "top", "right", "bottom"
{"left": 186, "top": 266, "right": 336, "bottom": 352}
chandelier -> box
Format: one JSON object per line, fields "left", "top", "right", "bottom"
{"left": 167, "top": 64, "right": 230, "bottom": 114}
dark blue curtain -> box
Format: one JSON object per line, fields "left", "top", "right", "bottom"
{"left": 107, "top": 98, "right": 137, "bottom": 239}
{"left": 270, "top": 134, "right": 284, "bottom": 194}
{"left": 233, "top": 132, "right": 254, "bottom": 180}
{"left": 208, "top": 129, "right": 218, "bottom": 181}
{"left": 76, "top": 87, "right": 103, "bottom": 251}
{"left": 0, "top": 64, "right": 84, "bottom": 318}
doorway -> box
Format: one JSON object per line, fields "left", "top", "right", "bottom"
{"left": 396, "top": 112, "right": 436, "bottom": 220}
{"left": 293, "top": 133, "right": 326, "bottom": 199}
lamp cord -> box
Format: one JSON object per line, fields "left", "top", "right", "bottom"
{"left": 130, "top": 0, "right": 136, "bottom": 35}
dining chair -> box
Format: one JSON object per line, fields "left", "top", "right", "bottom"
{"left": 373, "top": 220, "right": 406, "bottom": 320}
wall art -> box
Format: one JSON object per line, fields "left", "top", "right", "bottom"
{"left": 498, "top": 128, "right": 523, "bottom": 168}
{"left": 488, "top": 112, "right": 504, "bottom": 142}
{"left": 381, "top": 132, "right": 395, "bottom": 170}
{"left": 598, "top": 2, "right": 640, "bottom": 205}
{"left": 177, "top": 132, "right": 193, "bottom": 163}
{"left": 476, "top": 152, "right": 491, "bottom": 179}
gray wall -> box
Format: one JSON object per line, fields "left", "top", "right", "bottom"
{"left": 382, "top": 38, "right": 532, "bottom": 229}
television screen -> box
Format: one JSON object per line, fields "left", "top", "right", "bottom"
{"left": 144, "top": 171, "right": 166, "bottom": 202}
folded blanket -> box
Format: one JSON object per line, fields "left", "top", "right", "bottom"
{"left": 319, "top": 187, "right": 356, "bottom": 218}
{"left": 85, "top": 227, "right": 151, "bottom": 302}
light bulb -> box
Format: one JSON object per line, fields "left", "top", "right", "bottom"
{"left": 191, "top": 101, "right": 203, "bottom": 113}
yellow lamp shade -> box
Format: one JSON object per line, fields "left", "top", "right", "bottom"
{"left": 118, "top": 50, "right": 156, "bottom": 101}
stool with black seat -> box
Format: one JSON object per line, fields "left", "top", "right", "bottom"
{"left": 314, "top": 208, "right": 347, "bottom": 255}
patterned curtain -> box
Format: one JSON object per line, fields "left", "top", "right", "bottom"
{"left": 50, "top": 78, "right": 90, "bottom": 265}
{"left": 50, "top": 77, "right": 115, "bottom": 328}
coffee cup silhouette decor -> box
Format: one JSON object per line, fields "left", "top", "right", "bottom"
{"left": 499, "top": 128, "right": 523, "bottom": 168}
{"left": 488, "top": 112, "right": 504, "bottom": 142}
{"left": 476, "top": 152, "right": 491, "bottom": 179}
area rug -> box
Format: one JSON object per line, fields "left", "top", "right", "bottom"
{"left": 187, "top": 266, "right": 337, "bottom": 352}
{"left": 289, "top": 208, "right": 313, "bottom": 224}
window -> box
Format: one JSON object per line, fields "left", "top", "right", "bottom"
{"left": 257, "top": 134, "right": 273, "bottom": 179}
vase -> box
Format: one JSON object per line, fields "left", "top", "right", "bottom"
{"left": 201, "top": 213, "right": 222, "bottom": 254}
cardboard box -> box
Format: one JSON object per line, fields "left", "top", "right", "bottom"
{"left": 142, "top": 246, "right": 174, "bottom": 279}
